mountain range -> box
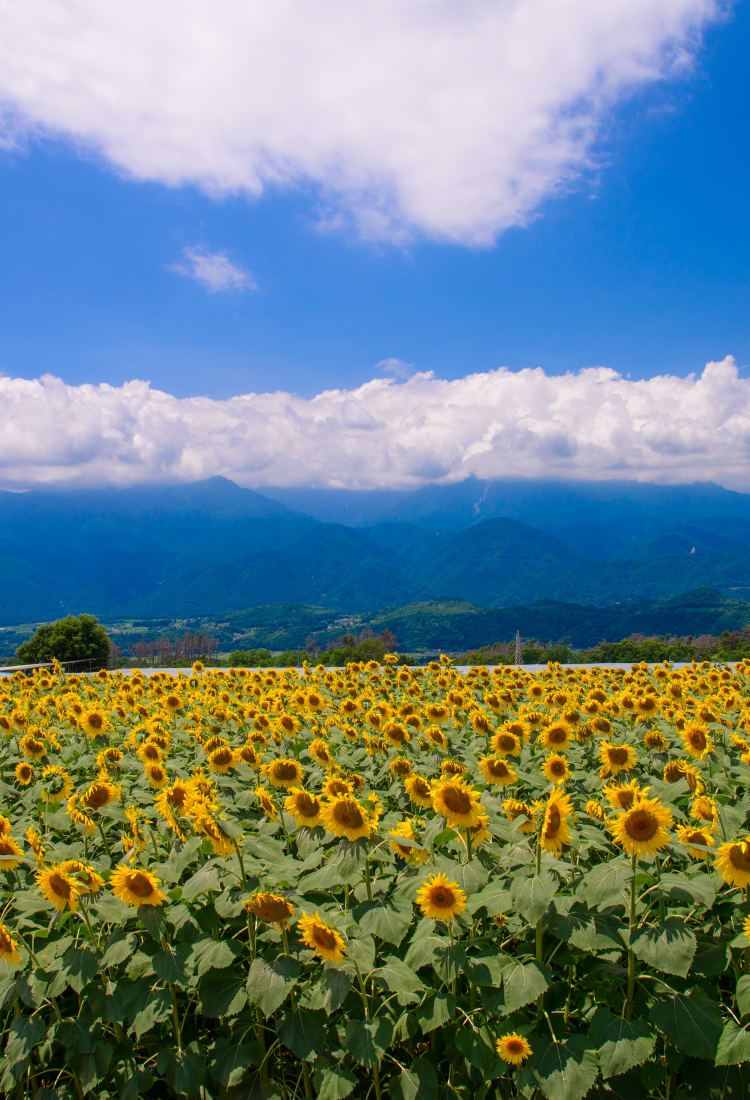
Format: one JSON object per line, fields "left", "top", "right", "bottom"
{"left": 2, "top": 475, "right": 750, "bottom": 629}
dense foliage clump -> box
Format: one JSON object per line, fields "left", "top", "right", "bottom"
{"left": 1, "top": 656, "right": 750, "bottom": 1097}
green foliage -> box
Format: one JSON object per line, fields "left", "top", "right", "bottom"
{"left": 15, "top": 613, "right": 110, "bottom": 669}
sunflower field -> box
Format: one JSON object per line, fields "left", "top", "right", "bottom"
{"left": 2, "top": 656, "right": 750, "bottom": 1098}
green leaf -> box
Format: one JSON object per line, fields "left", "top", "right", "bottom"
{"left": 346, "top": 934, "right": 376, "bottom": 974}
{"left": 6, "top": 1016, "right": 46, "bottom": 1059}
{"left": 100, "top": 932, "right": 136, "bottom": 968}
{"left": 657, "top": 871, "right": 715, "bottom": 909}
{"left": 455, "top": 1028, "right": 500, "bottom": 1075}
{"left": 628, "top": 918, "right": 696, "bottom": 978}
{"left": 159, "top": 837, "right": 203, "bottom": 884}
{"left": 209, "top": 1038, "right": 261, "bottom": 1089}
{"left": 651, "top": 993, "right": 722, "bottom": 1060}
{"left": 588, "top": 1007, "right": 656, "bottom": 1079}
{"left": 582, "top": 859, "right": 631, "bottom": 911}
{"left": 214, "top": 887, "right": 246, "bottom": 919}
{"left": 246, "top": 956, "right": 301, "bottom": 1017}
{"left": 279, "top": 1008, "right": 327, "bottom": 1061}
{"left": 434, "top": 944, "right": 465, "bottom": 986}
{"left": 346, "top": 1017, "right": 393, "bottom": 1067}
{"left": 373, "top": 957, "right": 424, "bottom": 1005}
{"left": 356, "top": 899, "right": 413, "bottom": 946}
{"left": 153, "top": 943, "right": 193, "bottom": 985}
{"left": 405, "top": 923, "right": 447, "bottom": 970}
{"left": 511, "top": 871, "right": 556, "bottom": 925}
{"left": 501, "top": 959, "right": 549, "bottom": 1014}
{"left": 466, "top": 880, "right": 513, "bottom": 917}
{"left": 415, "top": 991, "right": 455, "bottom": 1033}
{"left": 316, "top": 1065, "right": 358, "bottom": 1100}
{"left": 398, "top": 1055, "right": 439, "bottom": 1100}
{"left": 90, "top": 894, "right": 132, "bottom": 923}
{"left": 303, "top": 968, "right": 352, "bottom": 1015}
{"left": 525, "top": 1036, "right": 599, "bottom": 1100}
{"left": 131, "top": 987, "right": 172, "bottom": 1039}
{"left": 156, "top": 1048, "right": 205, "bottom": 1099}
{"left": 738, "top": 976, "right": 750, "bottom": 1019}
{"left": 181, "top": 865, "right": 222, "bottom": 901}
{"left": 198, "top": 966, "right": 248, "bottom": 1018}
{"left": 716, "top": 1022, "right": 750, "bottom": 1067}
{"left": 61, "top": 945, "right": 98, "bottom": 992}
{"left": 189, "top": 937, "right": 237, "bottom": 976}
{"left": 465, "top": 950, "right": 507, "bottom": 987}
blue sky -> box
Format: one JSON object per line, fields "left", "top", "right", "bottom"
{"left": 0, "top": 1, "right": 749, "bottom": 491}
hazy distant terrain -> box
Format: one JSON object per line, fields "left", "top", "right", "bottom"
{"left": 2, "top": 476, "right": 750, "bottom": 627}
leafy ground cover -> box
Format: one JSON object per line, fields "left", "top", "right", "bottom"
{"left": 1, "top": 656, "right": 750, "bottom": 1098}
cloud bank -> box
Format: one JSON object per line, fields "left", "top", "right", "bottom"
{"left": 0, "top": 1, "right": 720, "bottom": 243}
{"left": 1, "top": 357, "right": 749, "bottom": 492}
{"left": 169, "top": 247, "right": 256, "bottom": 294}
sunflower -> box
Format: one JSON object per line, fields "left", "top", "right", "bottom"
{"left": 59, "top": 859, "right": 105, "bottom": 895}
{"left": 388, "top": 819, "right": 428, "bottom": 863}
{"left": 138, "top": 741, "right": 162, "bottom": 765}
{"left": 663, "top": 759, "right": 703, "bottom": 793}
{"left": 80, "top": 780, "right": 117, "bottom": 811}
{"left": 496, "top": 1034, "right": 532, "bottom": 1066}
{"left": 675, "top": 824, "right": 715, "bottom": 861}
{"left": 0, "top": 923, "right": 21, "bottom": 965}
{"left": 207, "top": 746, "right": 235, "bottom": 774}
{"left": 602, "top": 779, "right": 647, "bottom": 812}
{"left": 36, "top": 864, "right": 82, "bottom": 912}
{"left": 81, "top": 710, "right": 107, "bottom": 737}
{"left": 598, "top": 741, "right": 637, "bottom": 776}
{"left": 144, "top": 762, "right": 168, "bottom": 789}
{"left": 244, "top": 891, "right": 295, "bottom": 927}
{"left": 537, "top": 722, "right": 571, "bottom": 752}
{"left": 285, "top": 787, "right": 322, "bottom": 827}
{"left": 236, "top": 744, "right": 261, "bottom": 768}
{"left": 609, "top": 796, "right": 672, "bottom": 858}
{"left": 690, "top": 794, "right": 719, "bottom": 824}
{"left": 715, "top": 838, "right": 750, "bottom": 888}
{"left": 680, "top": 723, "right": 713, "bottom": 760}
{"left": 743, "top": 914, "right": 750, "bottom": 945}
{"left": 585, "top": 800, "right": 606, "bottom": 822}
{"left": 66, "top": 794, "right": 96, "bottom": 837}
{"left": 254, "top": 785, "right": 278, "bottom": 820}
{"left": 18, "top": 733, "right": 45, "bottom": 760}
{"left": 164, "top": 693, "right": 182, "bottom": 713}
{"left": 491, "top": 730, "right": 522, "bottom": 757}
{"left": 538, "top": 789, "right": 573, "bottom": 855}
{"left": 0, "top": 835, "right": 24, "bottom": 870}
{"left": 309, "top": 738, "right": 335, "bottom": 769}
{"left": 321, "top": 795, "right": 375, "bottom": 841}
{"left": 643, "top": 729, "right": 668, "bottom": 751}
{"left": 25, "top": 825, "right": 45, "bottom": 865}
{"left": 264, "top": 758, "right": 304, "bottom": 789}
{"left": 14, "top": 761, "right": 33, "bottom": 786}
{"left": 389, "top": 756, "right": 412, "bottom": 778}
{"left": 541, "top": 753, "right": 570, "bottom": 786}
{"left": 298, "top": 912, "right": 347, "bottom": 963}
{"left": 110, "top": 865, "right": 166, "bottom": 908}
{"left": 404, "top": 774, "right": 432, "bottom": 807}
{"left": 416, "top": 873, "right": 467, "bottom": 921}
{"left": 425, "top": 725, "right": 448, "bottom": 751}
{"left": 431, "top": 778, "right": 484, "bottom": 829}
{"left": 502, "top": 798, "right": 537, "bottom": 834}
{"left": 478, "top": 756, "right": 517, "bottom": 787}
{"left": 193, "top": 812, "right": 238, "bottom": 857}
{"left": 384, "top": 722, "right": 410, "bottom": 748}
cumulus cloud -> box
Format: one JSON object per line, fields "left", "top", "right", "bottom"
{"left": 169, "top": 247, "right": 256, "bottom": 293}
{"left": 0, "top": 1, "right": 721, "bottom": 244}
{"left": 1, "top": 357, "right": 749, "bottom": 492}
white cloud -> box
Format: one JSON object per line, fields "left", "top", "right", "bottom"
{"left": 1, "top": 357, "right": 749, "bottom": 492}
{"left": 0, "top": 1, "right": 721, "bottom": 244}
{"left": 169, "top": 247, "right": 256, "bottom": 293}
{"left": 375, "top": 358, "right": 415, "bottom": 380}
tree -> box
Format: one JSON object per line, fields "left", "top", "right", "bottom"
{"left": 16, "top": 614, "right": 110, "bottom": 670}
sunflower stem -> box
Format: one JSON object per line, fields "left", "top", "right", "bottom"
{"left": 364, "top": 854, "right": 373, "bottom": 902}
{"left": 464, "top": 828, "right": 473, "bottom": 865}
{"left": 626, "top": 851, "right": 638, "bottom": 1020}
{"left": 234, "top": 841, "right": 247, "bottom": 891}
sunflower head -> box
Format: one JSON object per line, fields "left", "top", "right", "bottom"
{"left": 478, "top": 755, "right": 517, "bottom": 787}
{"left": 541, "top": 753, "right": 570, "bottom": 786}
{"left": 14, "top": 761, "right": 34, "bottom": 786}
{"left": 496, "top": 1033, "right": 532, "bottom": 1066}
{"left": 284, "top": 787, "right": 322, "bottom": 827}
{"left": 404, "top": 774, "right": 432, "bottom": 807}
{"left": 244, "top": 891, "right": 295, "bottom": 927}
{"left": 298, "top": 912, "right": 346, "bottom": 963}
{"left": 415, "top": 872, "right": 467, "bottom": 922}
{"left": 0, "top": 922, "right": 21, "bottom": 966}
{"left": 36, "top": 864, "right": 82, "bottom": 912}
{"left": 110, "top": 865, "right": 166, "bottom": 908}
{"left": 609, "top": 796, "right": 673, "bottom": 858}
{"left": 264, "top": 758, "right": 303, "bottom": 789}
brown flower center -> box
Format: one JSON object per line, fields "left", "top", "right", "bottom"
{"left": 127, "top": 872, "right": 155, "bottom": 898}
{"left": 272, "top": 762, "right": 298, "bottom": 780}
{"left": 607, "top": 747, "right": 629, "bottom": 765}
{"left": 49, "top": 873, "right": 72, "bottom": 899}
{"left": 332, "top": 801, "right": 365, "bottom": 829}
{"left": 729, "top": 844, "right": 750, "bottom": 872}
{"left": 430, "top": 887, "right": 454, "bottom": 908}
{"left": 544, "top": 807, "right": 561, "bottom": 837}
{"left": 625, "top": 810, "right": 658, "bottom": 841}
{"left": 84, "top": 785, "right": 111, "bottom": 808}
{"left": 295, "top": 793, "right": 319, "bottom": 817}
{"left": 441, "top": 787, "right": 471, "bottom": 814}
{"left": 312, "top": 925, "right": 338, "bottom": 950}
{"left": 496, "top": 735, "right": 517, "bottom": 752}
{"left": 489, "top": 760, "right": 510, "bottom": 777}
